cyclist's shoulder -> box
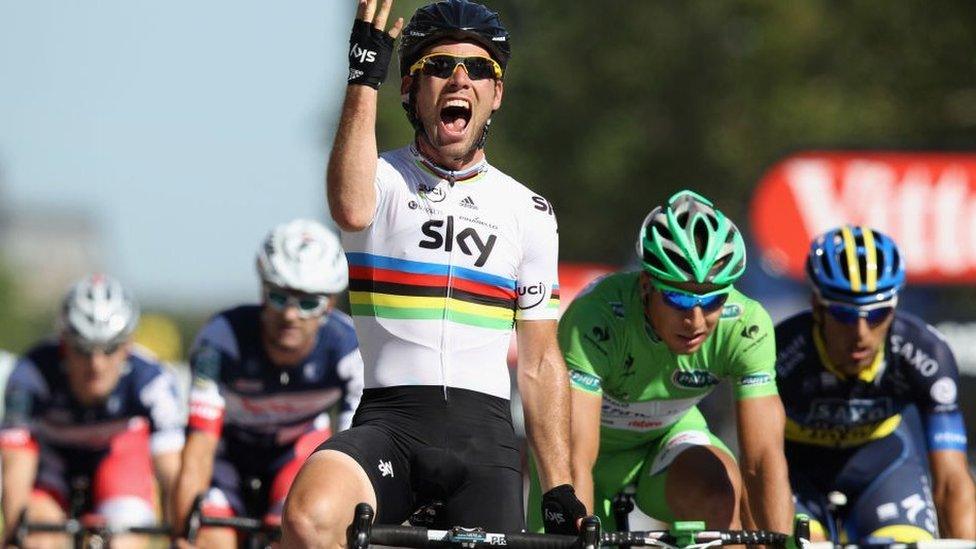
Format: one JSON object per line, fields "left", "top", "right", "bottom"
{"left": 889, "top": 310, "right": 947, "bottom": 344}
{"left": 378, "top": 145, "right": 413, "bottom": 168}
{"left": 194, "top": 304, "right": 257, "bottom": 353}
{"left": 711, "top": 289, "right": 774, "bottom": 343}
{"left": 887, "top": 310, "right": 957, "bottom": 373}
{"left": 320, "top": 309, "right": 358, "bottom": 343}
{"left": 723, "top": 289, "right": 772, "bottom": 322}
{"left": 7, "top": 342, "right": 55, "bottom": 391}
{"left": 488, "top": 167, "right": 558, "bottom": 223}
{"left": 18, "top": 339, "right": 59, "bottom": 368}
{"left": 563, "top": 271, "right": 637, "bottom": 320}
{"left": 123, "top": 346, "right": 170, "bottom": 381}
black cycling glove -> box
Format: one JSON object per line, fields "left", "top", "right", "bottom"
{"left": 541, "top": 484, "right": 587, "bottom": 535}
{"left": 347, "top": 19, "right": 395, "bottom": 89}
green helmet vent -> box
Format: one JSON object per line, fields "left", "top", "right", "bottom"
{"left": 636, "top": 189, "right": 746, "bottom": 285}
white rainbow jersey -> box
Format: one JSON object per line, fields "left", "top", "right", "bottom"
{"left": 343, "top": 145, "right": 560, "bottom": 399}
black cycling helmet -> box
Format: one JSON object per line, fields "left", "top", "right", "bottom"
{"left": 398, "top": 0, "right": 511, "bottom": 79}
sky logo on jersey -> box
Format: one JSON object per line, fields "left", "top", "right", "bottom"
{"left": 671, "top": 369, "right": 720, "bottom": 390}
{"left": 419, "top": 216, "right": 497, "bottom": 267}
{"left": 417, "top": 183, "right": 446, "bottom": 202}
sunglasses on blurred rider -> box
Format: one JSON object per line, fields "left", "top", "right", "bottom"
{"left": 264, "top": 286, "right": 330, "bottom": 318}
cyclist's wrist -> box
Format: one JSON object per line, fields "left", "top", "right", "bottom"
{"left": 346, "top": 19, "right": 394, "bottom": 89}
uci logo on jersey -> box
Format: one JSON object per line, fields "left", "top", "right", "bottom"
{"left": 418, "top": 183, "right": 447, "bottom": 203}
{"left": 517, "top": 282, "right": 547, "bottom": 309}
{"left": 419, "top": 216, "right": 497, "bottom": 267}
{"left": 672, "top": 369, "right": 720, "bottom": 390}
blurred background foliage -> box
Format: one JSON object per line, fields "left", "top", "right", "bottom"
{"left": 379, "top": 0, "right": 976, "bottom": 262}
{"left": 3, "top": 0, "right": 976, "bottom": 356}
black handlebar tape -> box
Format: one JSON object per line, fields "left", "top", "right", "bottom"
{"left": 369, "top": 525, "right": 433, "bottom": 547}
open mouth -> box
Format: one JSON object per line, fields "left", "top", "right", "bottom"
{"left": 677, "top": 333, "right": 707, "bottom": 347}
{"left": 439, "top": 99, "right": 472, "bottom": 136}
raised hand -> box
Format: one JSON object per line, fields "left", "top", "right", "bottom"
{"left": 347, "top": 0, "right": 404, "bottom": 89}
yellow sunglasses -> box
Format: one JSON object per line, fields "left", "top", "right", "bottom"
{"left": 408, "top": 53, "right": 503, "bottom": 80}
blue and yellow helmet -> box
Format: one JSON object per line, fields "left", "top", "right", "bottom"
{"left": 806, "top": 225, "right": 905, "bottom": 305}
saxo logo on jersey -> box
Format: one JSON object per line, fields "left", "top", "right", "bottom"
{"left": 419, "top": 216, "right": 497, "bottom": 267}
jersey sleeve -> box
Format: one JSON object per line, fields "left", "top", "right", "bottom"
{"left": 0, "top": 357, "right": 46, "bottom": 451}
{"left": 906, "top": 324, "right": 967, "bottom": 452}
{"left": 187, "top": 317, "right": 235, "bottom": 438}
{"left": 367, "top": 155, "right": 401, "bottom": 228}
{"left": 514, "top": 194, "right": 560, "bottom": 321}
{"left": 138, "top": 365, "right": 186, "bottom": 455}
{"left": 727, "top": 302, "right": 779, "bottom": 400}
{"left": 557, "top": 291, "right": 615, "bottom": 396}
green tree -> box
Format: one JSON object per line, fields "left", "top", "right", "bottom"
{"left": 373, "top": 0, "right": 976, "bottom": 265}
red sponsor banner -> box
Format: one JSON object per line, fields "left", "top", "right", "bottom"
{"left": 750, "top": 151, "right": 976, "bottom": 284}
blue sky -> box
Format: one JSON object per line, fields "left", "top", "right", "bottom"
{"left": 0, "top": 1, "right": 355, "bottom": 309}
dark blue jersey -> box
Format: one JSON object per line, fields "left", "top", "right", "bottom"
{"left": 775, "top": 311, "right": 966, "bottom": 452}
{"left": 0, "top": 341, "right": 185, "bottom": 456}
{"left": 187, "top": 305, "right": 363, "bottom": 451}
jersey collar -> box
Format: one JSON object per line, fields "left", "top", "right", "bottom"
{"left": 410, "top": 144, "right": 488, "bottom": 184}
{"left": 812, "top": 326, "right": 885, "bottom": 382}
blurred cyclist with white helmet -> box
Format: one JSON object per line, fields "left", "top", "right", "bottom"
{"left": 171, "top": 219, "right": 363, "bottom": 548}
{"left": 1, "top": 274, "right": 185, "bottom": 548}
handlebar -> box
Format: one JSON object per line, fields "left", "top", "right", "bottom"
{"left": 351, "top": 503, "right": 601, "bottom": 549}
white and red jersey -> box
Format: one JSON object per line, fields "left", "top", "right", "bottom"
{"left": 0, "top": 341, "right": 185, "bottom": 457}
{"left": 187, "top": 305, "right": 363, "bottom": 450}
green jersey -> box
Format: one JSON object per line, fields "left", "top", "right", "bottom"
{"left": 560, "top": 271, "right": 778, "bottom": 452}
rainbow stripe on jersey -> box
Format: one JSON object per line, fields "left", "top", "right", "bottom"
{"left": 347, "top": 252, "right": 521, "bottom": 330}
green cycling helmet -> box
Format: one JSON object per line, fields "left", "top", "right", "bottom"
{"left": 636, "top": 189, "right": 746, "bottom": 286}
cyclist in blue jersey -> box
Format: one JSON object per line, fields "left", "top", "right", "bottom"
{"left": 170, "top": 219, "right": 363, "bottom": 548}
{"left": 776, "top": 225, "right": 976, "bottom": 543}
{"left": 1, "top": 275, "right": 184, "bottom": 549}
{"left": 283, "top": 1, "right": 583, "bottom": 546}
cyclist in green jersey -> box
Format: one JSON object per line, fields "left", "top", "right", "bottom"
{"left": 528, "top": 190, "right": 793, "bottom": 533}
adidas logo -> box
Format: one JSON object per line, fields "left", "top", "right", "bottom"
{"left": 460, "top": 196, "right": 478, "bottom": 209}
{"left": 348, "top": 68, "right": 364, "bottom": 81}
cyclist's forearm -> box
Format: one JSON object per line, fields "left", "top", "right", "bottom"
{"left": 171, "top": 450, "right": 214, "bottom": 533}
{"left": 327, "top": 85, "right": 380, "bottom": 231}
{"left": 570, "top": 463, "right": 594, "bottom": 513}
{"left": 741, "top": 454, "right": 793, "bottom": 533}
{"left": 519, "top": 349, "right": 572, "bottom": 490}
{"left": 153, "top": 451, "right": 181, "bottom": 523}
{"left": 934, "top": 475, "right": 976, "bottom": 539}
{"left": 1, "top": 448, "right": 37, "bottom": 531}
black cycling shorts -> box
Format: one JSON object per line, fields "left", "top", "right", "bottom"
{"left": 317, "top": 386, "right": 523, "bottom": 531}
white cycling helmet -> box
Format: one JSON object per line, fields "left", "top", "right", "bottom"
{"left": 60, "top": 274, "right": 140, "bottom": 346}
{"left": 256, "top": 219, "right": 348, "bottom": 295}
